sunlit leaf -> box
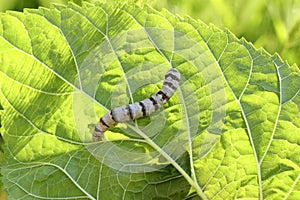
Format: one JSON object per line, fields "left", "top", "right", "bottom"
{"left": 0, "top": 2, "right": 299, "bottom": 199}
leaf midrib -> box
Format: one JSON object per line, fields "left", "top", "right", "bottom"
{"left": 121, "top": 8, "right": 208, "bottom": 199}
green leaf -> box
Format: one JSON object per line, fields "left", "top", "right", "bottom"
{"left": 0, "top": 2, "right": 299, "bottom": 199}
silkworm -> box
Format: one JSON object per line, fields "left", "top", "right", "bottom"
{"left": 93, "top": 68, "right": 181, "bottom": 141}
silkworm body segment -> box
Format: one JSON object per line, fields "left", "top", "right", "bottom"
{"left": 93, "top": 68, "right": 180, "bottom": 141}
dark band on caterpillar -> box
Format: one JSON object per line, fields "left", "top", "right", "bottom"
{"left": 165, "top": 73, "right": 180, "bottom": 82}
{"left": 157, "top": 91, "right": 169, "bottom": 101}
{"left": 149, "top": 96, "right": 159, "bottom": 110}
{"left": 93, "top": 68, "right": 181, "bottom": 142}
{"left": 126, "top": 105, "right": 133, "bottom": 120}
{"left": 149, "top": 96, "right": 157, "bottom": 105}
{"left": 163, "top": 81, "right": 177, "bottom": 90}
{"left": 139, "top": 101, "right": 146, "bottom": 116}
{"left": 100, "top": 118, "right": 109, "bottom": 128}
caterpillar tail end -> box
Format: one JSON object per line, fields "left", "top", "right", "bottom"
{"left": 92, "top": 128, "right": 104, "bottom": 142}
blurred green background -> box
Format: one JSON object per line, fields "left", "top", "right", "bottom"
{"left": 0, "top": 0, "right": 299, "bottom": 67}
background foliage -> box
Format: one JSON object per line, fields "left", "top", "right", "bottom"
{"left": 0, "top": 0, "right": 299, "bottom": 68}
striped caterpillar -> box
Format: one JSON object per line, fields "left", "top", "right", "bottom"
{"left": 93, "top": 68, "right": 181, "bottom": 141}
